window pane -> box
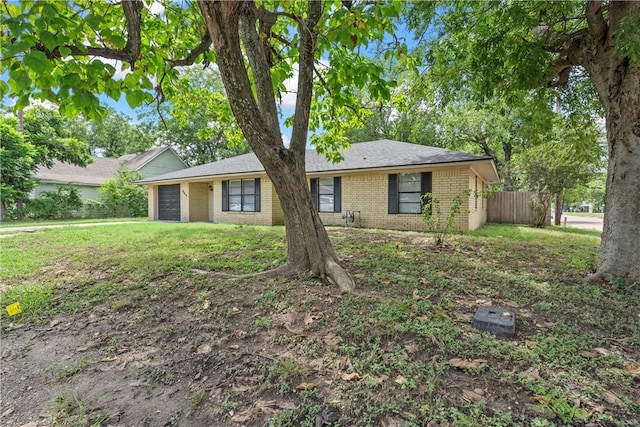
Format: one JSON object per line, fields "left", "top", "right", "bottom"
{"left": 242, "top": 179, "right": 255, "bottom": 194}
{"left": 229, "top": 180, "right": 242, "bottom": 195}
{"left": 399, "top": 193, "right": 420, "bottom": 203}
{"left": 242, "top": 195, "right": 255, "bottom": 211}
{"left": 229, "top": 195, "right": 242, "bottom": 211}
{"left": 399, "top": 173, "right": 421, "bottom": 192}
{"left": 399, "top": 202, "right": 421, "bottom": 214}
{"left": 319, "top": 177, "right": 334, "bottom": 195}
{"left": 319, "top": 195, "right": 334, "bottom": 212}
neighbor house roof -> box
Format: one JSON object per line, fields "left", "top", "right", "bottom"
{"left": 138, "top": 140, "right": 501, "bottom": 185}
{"left": 34, "top": 146, "right": 183, "bottom": 186}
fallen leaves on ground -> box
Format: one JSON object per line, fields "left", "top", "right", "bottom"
{"left": 448, "top": 358, "right": 487, "bottom": 370}
{"left": 341, "top": 372, "right": 360, "bottom": 381}
{"left": 601, "top": 390, "right": 624, "bottom": 406}
{"left": 296, "top": 382, "right": 316, "bottom": 390}
{"left": 624, "top": 362, "right": 640, "bottom": 377}
{"left": 462, "top": 389, "right": 484, "bottom": 403}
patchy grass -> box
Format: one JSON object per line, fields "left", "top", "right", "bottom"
{"left": 1, "top": 222, "right": 639, "bottom": 427}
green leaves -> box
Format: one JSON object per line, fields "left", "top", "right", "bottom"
{"left": 23, "top": 51, "right": 53, "bottom": 75}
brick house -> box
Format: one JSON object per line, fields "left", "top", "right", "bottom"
{"left": 137, "top": 140, "right": 500, "bottom": 232}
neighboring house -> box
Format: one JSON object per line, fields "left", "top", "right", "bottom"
{"left": 32, "top": 146, "right": 188, "bottom": 201}
{"left": 137, "top": 140, "right": 500, "bottom": 232}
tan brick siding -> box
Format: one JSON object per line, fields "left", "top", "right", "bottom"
{"left": 147, "top": 165, "right": 490, "bottom": 231}
{"left": 189, "top": 182, "right": 210, "bottom": 221}
{"left": 314, "top": 165, "right": 483, "bottom": 232}
{"left": 211, "top": 175, "right": 276, "bottom": 226}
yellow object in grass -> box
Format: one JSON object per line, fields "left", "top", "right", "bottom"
{"left": 6, "top": 302, "right": 22, "bottom": 316}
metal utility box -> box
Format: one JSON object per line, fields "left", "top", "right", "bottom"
{"left": 473, "top": 307, "right": 515, "bottom": 337}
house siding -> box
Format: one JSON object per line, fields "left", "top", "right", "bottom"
{"left": 146, "top": 166, "right": 492, "bottom": 231}
{"left": 137, "top": 150, "right": 187, "bottom": 179}
{"left": 33, "top": 183, "right": 101, "bottom": 200}
{"left": 211, "top": 175, "right": 275, "bottom": 225}
{"left": 189, "top": 182, "right": 210, "bottom": 222}
{"left": 314, "top": 165, "right": 486, "bottom": 232}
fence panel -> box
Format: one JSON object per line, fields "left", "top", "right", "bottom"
{"left": 487, "top": 191, "right": 548, "bottom": 224}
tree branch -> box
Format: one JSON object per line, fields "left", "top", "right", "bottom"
{"left": 585, "top": 1, "right": 607, "bottom": 44}
{"left": 33, "top": 0, "right": 143, "bottom": 67}
{"left": 169, "top": 32, "right": 212, "bottom": 66}
{"left": 238, "top": 2, "right": 281, "bottom": 142}
{"left": 290, "top": 1, "right": 322, "bottom": 154}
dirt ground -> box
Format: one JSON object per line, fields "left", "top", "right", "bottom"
{"left": 1, "top": 231, "right": 638, "bottom": 427}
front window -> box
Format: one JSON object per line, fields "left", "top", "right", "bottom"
{"left": 226, "top": 179, "right": 258, "bottom": 212}
{"left": 398, "top": 173, "right": 422, "bottom": 213}
{"left": 318, "top": 177, "right": 335, "bottom": 212}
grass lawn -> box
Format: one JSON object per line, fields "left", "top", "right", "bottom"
{"left": 1, "top": 222, "right": 638, "bottom": 426}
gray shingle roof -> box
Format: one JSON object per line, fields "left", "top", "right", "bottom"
{"left": 138, "top": 140, "right": 497, "bottom": 183}
{"left": 34, "top": 146, "right": 181, "bottom": 186}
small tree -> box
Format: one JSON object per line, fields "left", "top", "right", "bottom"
{"left": 0, "top": 118, "right": 37, "bottom": 221}
{"left": 421, "top": 190, "right": 470, "bottom": 246}
{"left": 99, "top": 168, "right": 147, "bottom": 217}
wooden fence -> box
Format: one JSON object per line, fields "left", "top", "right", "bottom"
{"left": 487, "top": 191, "right": 550, "bottom": 225}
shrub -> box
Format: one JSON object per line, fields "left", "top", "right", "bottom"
{"left": 98, "top": 167, "right": 147, "bottom": 217}
{"left": 24, "top": 185, "right": 83, "bottom": 219}
{"left": 421, "top": 190, "right": 469, "bottom": 246}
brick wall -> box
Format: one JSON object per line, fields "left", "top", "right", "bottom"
{"left": 315, "top": 165, "right": 485, "bottom": 232}
{"left": 211, "top": 175, "right": 276, "bottom": 226}
{"left": 147, "top": 165, "right": 491, "bottom": 231}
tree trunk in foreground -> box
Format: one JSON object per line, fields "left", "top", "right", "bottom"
{"left": 584, "top": 1, "right": 640, "bottom": 282}
{"left": 199, "top": 1, "right": 354, "bottom": 292}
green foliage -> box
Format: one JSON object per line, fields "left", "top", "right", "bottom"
{"left": 98, "top": 167, "right": 147, "bottom": 217}
{"left": 24, "top": 184, "right": 83, "bottom": 220}
{"left": 85, "top": 107, "right": 154, "bottom": 157}
{"left": 421, "top": 190, "right": 470, "bottom": 245}
{"left": 516, "top": 114, "right": 604, "bottom": 197}
{"left": 23, "top": 106, "right": 92, "bottom": 167}
{"left": 142, "top": 67, "right": 249, "bottom": 166}
{"left": 0, "top": 117, "right": 37, "bottom": 208}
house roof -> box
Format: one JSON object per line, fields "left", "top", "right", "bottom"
{"left": 137, "top": 140, "right": 501, "bottom": 184}
{"left": 34, "top": 146, "right": 183, "bottom": 186}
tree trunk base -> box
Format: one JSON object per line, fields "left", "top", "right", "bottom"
{"left": 198, "top": 260, "right": 355, "bottom": 294}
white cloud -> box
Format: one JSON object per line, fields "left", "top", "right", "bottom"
{"left": 279, "top": 59, "right": 329, "bottom": 110}
{"left": 281, "top": 133, "right": 291, "bottom": 148}
{"left": 279, "top": 66, "right": 299, "bottom": 109}
{"left": 147, "top": 1, "right": 165, "bottom": 16}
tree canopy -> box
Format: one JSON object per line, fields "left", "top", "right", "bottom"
{"left": 408, "top": 0, "right": 639, "bottom": 282}
{"left": 2, "top": 0, "right": 407, "bottom": 292}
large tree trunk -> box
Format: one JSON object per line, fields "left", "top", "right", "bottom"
{"left": 584, "top": 1, "right": 640, "bottom": 282}
{"left": 198, "top": 0, "right": 354, "bottom": 292}
{"left": 595, "top": 97, "right": 640, "bottom": 282}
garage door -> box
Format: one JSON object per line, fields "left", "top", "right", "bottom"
{"left": 158, "top": 185, "right": 181, "bottom": 221}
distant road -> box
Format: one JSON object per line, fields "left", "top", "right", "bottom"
{"left": 0, "top": 221, "right": 139, "bottom": 238}
{"left": 560, "top": 215, "right": 603, "bottom": 232}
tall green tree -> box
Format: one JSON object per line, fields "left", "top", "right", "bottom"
{"left": 0, "top": 117, "right": 36, "bottom": 220}
{"left": 87, "top": 107, "right": 154, "bottom": 157}
{"left": 410, "top": 1, "right": 640, "bottom": 282}
{"left": 2, "top": 1, "right": 405, "bottom": 292}
{"left": 145, "top": 67, "right": 250, "bottom": 166}
{"left": 23, "top": 106, "right": 93, "bottom": 168}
